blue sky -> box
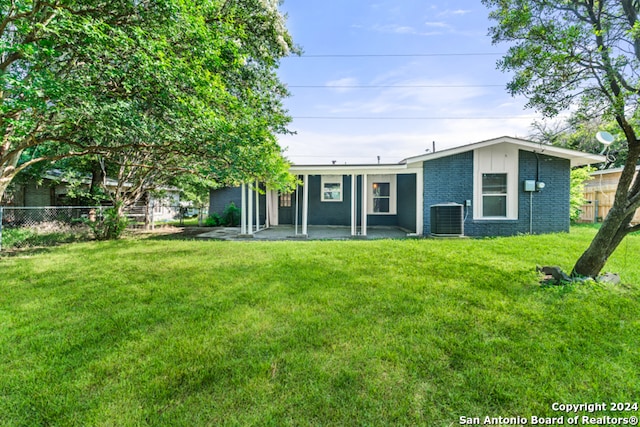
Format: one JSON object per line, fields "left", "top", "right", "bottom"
{"left": 275, "top": 0, "right": 540, "bottom": 165}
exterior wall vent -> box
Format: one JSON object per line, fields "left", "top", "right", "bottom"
{"left": 430, "top": 203, "right": 464, "bottom": 237}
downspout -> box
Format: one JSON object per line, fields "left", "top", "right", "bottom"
{"left": 530, "top": 191, "right": 533, "bottom": 234}
{"left": 532, "top": 153, "right": 540, "bottom": 234}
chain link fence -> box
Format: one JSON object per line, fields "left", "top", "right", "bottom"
{"left": 0, "top": 205, "right": 207, "bottom": 251}
{"left": 0, "top": 206, "right": 97, "bottom": 251}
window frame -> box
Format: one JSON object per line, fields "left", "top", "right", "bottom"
{"left": 279, "top": 191, "right": 292, "bottom": 208}
{"left": 321, "top": 175, "right": 343, "bottom": 202}
{"left": 367, "top": 174, "right": 397, "bottom": 215}
{"left": 481, "top": 173, "right": 508, "bottom": 218}
{"left": 372, "top": 182, "right": 391, "bottom": 213}
{"left": 473, "top": 145, "right": 519, "bottom": 220}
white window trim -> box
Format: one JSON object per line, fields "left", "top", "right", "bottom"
{"left": 321, "top": 175, "right": 343, "bottom": 202}
{"left": 473, "top": 146, "right": 518, "bottom": 220}
{"left": 481, "top": 173, "right": 509, "bottom": 218}
{"left": 367, "top": 174, "right": 397, "bottom": 215}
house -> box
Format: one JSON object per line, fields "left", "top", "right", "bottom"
{"left": 3, "top": 170, "right": 181, "bottom": 223}
{"left": 209, "top": 136, "right": 604, "bottom": 238}
{"left": 579, "top": 165, "right": 640, "bottom": 224}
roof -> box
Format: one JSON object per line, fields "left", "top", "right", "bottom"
{"left": 589, "top": 164, "right": 640, "bottom": 176}
{"left": 41, "top": 169, "right": 179, "bottom": 192}
{"left": 401, "top": 136, "right": 606, "bottom": 167}
{"left": 289, "top": 163, "right": 410, "bottom": 175}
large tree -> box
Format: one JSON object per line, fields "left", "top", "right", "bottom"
{"left": 483, "top": 0, "right": 640, "bottom": 277}
{"left": 1, "top": 0, "right": 295, "bottom": 204}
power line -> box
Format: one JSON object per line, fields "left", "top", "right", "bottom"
{"left": 288, "top": 84, "right": 505, "bottom": 88}
{"left": 292, "top": 116, "right": 551, "bottom": 120}
{"left": 287, "top": 53, "right": 505, "bottom": 58}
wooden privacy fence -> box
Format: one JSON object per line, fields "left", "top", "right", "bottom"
{"left": 578, "top": 169, "right": 640, "bottom": 224}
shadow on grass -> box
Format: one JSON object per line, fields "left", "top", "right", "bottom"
{"left": 0, "top": 246, "right": 56, "bottom": 258}
{"left": 138, "top": 226, "right": 219, "bottom": 241}
{"left": 1, "top": 229, "right": 91, "bottom": 257}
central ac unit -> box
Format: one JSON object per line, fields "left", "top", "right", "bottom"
{"left": 430, "top": 203, "right": 464, "bottom": 237}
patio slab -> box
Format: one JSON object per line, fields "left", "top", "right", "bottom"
{"left": 197, "top": 225, "right": 415, "bottom": 241}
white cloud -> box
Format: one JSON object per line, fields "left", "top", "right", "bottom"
{"left": 326, "top": 77, "right": 359, "bottom": 93}
{"left": 437, "top": 9, "right": 472, "bottom": 17}
{"left": 279, "top": 113, "right": 536, "bottom": 165}
{"left": 371, "top": 23, "right": 444, "bottom": 36}
{"left": 424, "top": 21, "right": 449, "bottom": 28}
{"left": 317, "top": 77, "right": 491, "bottom": 116}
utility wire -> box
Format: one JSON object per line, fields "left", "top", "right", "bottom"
{"left": 288, "top": 84, "right": 505, "bottom": 88}
{"left": 287, "top": 53, "right": 505, "bottom": 58}
{"left": 292, "top": 116, "right": 555, "bottom": 120}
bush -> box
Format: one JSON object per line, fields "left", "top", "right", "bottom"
{"left": 85, "top": 205, "right": 129, "bottom": 240}
{"left": 222, "top": 202, "right": 240, "bottom": 226}
{"left": 205, "top": 213, "right": 223, "bottom": 227}
{"left": 570, "top": 166, "right": 595, "bottom": 222}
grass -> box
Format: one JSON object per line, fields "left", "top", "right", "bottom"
{"left": 1, "top": 226, "right": 639, "bottom": 426}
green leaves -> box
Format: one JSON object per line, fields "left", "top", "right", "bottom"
{"left": 1, "top": 0, "right": 296, "bottom": 202}
{"left": 484, "top": 0, "right": 639, "bottom": 118}
{"left": 484, "top": 0, "right": 640, "bottom": 276}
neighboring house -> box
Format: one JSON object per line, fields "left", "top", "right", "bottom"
{"left": 579, "top": 165, "right": 640, "bottom": 224}
{"left": 209, "top": 136, "right": 604, "bottom": 237}
{"left": 3, "top": 170, "right": 181, "bottom": 222}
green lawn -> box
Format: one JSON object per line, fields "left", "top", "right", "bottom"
{"left": 1, "top": 227, "right": 639, "bottom": 426}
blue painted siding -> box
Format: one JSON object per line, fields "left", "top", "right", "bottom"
{"left": 516, "top": 151, "right": 570, "bottom": 234}
{"left": 397, "top": 173, "right": 417, "bottom": 232}
{"left": 423, "top": 152, "right": 474, "bottom": 235}
{"left": 302, "top": 175, "right": 405, "bottom": 227}
{"left": 423, "top": 150, "right": 570, "bottom": 236}
{"left": 305, "top": 175, "right": 352, "bottom": 225}
{"left": 209, "top": 187, "right": 242, "bottom": 216}
{"left": 209, "top": 186, "right": 266, "bottom": 225}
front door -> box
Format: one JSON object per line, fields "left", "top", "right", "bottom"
{"left": 278, "top": 192, "right": 294, "bottom": 224}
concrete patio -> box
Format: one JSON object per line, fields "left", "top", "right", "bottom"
{"left": 197, "top": 225, "right": 415, "bottom": 241}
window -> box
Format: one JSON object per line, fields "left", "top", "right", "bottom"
{"left": 473, "top": 144, "right": 518, "bottom": 220}
{"left": 482, "top": 173, "right": 507, "bottom": 217}
{"left": 372, "top": 182, "right": 390, "bottom": 213}
{"left": 279, "top": 192, "right": 291, "bottom": 207}
{"left": 321, "top": 175, "right": 343, "bottom": 202}
{"left": 367, "top": 174, "right": 397, "bottom": 215}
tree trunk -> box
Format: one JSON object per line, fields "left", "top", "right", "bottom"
{"left": 571, "top": 208, "right": 634, "bottom": 277}
{"left": 0, "top": 146, "right": 23, "bottom": 205}
{"left": 89, "top": 158, "right": 105, "bottom": 197}
{"left": 0, "top": 176, "right": 9, "bottom": 204}
{"left": 572, "top": 131, "right": 640, "bottom": 278}
{"left": 0, "top": 163, "right": 19, "bottom": 204}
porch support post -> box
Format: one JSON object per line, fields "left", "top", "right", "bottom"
{"left": 241, "top": 183, "right": 247, "bottom": 234}
{"left": 361, "top": 173, "right": 367, "bottom": 236}
{"left": 255, "top": 181, "right": 260, "bottom": 232}
{"left": 294, "top": 178, "right": 299, "bottom": 235}
{"left": 415, "top": 168, "right": 424, "bottom": 235}
{"left": 264, "top": 188, "right": 269, "bottom": 228}
{"left": 268, "top": 190, "right": 279, "bottom": 227}
{"left": 302, "top": 174, "right": 309, "bottom": 236}
{"left": 248, "top": 182, "right": 253, "bottom": 235}
{"left": 351, "top": 174, "right": 356, "bottom": 236}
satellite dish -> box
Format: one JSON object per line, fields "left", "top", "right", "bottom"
{"left": 596, "top": 131, "right": 615, "bottom": 146}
